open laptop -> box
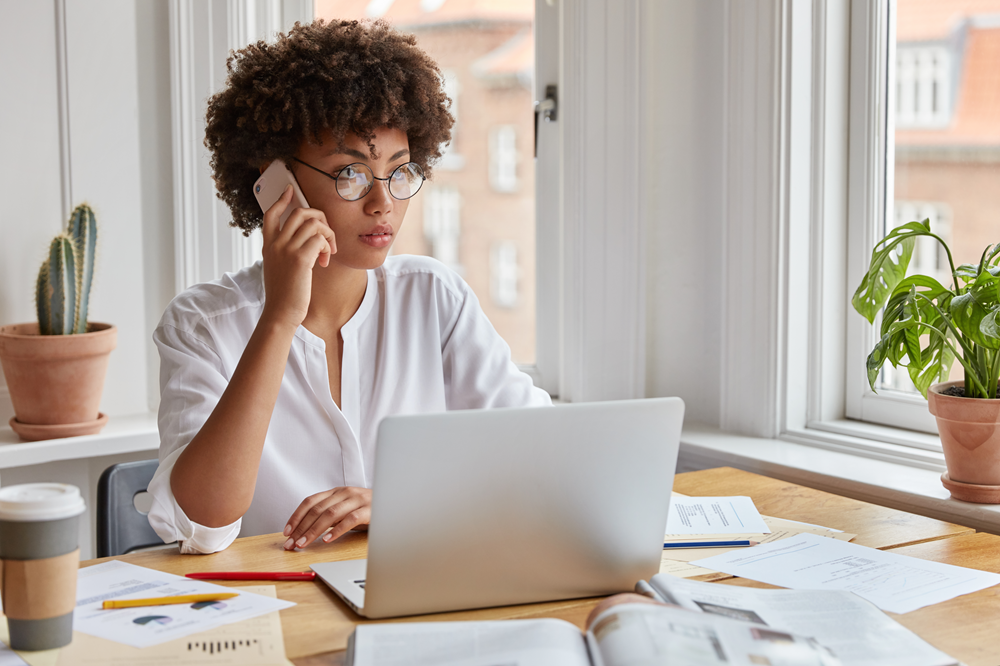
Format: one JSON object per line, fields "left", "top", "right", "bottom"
{"left": 311, "top": 397, "right": 684, "bottom": 619}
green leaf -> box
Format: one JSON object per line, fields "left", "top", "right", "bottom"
{"left": 908, "top": 335, "right": 955, "bottom": 398}
{"left": 952, "top": 291, "right": 1000, "bottom": 350}
{"left": 866, "top": 319, "right": 919, "bottom": 391}
{"left": 852, "top": 221, "right": 930, "bottom": 323}
{"left": 955, "top": 263, "right": 980, "bottom": 284}
{"left": 981, "top": 309, "right": 1000, "bottom": 341}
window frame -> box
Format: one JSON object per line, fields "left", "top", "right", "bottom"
{"left": 715, "top": 0, "right": 947, "bottom": 468}
{"left": 792, "top": 0, "right": 943, "bottom": 460}
{"left": 842, "top": 0, "right": 941, "bottom": 437}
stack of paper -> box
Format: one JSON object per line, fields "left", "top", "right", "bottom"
{"left": 660, "top": 495, "right": 856, "bottom": 579}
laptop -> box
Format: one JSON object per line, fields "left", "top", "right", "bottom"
{"left": 311, "top": 397, "right": 684, "bottom": 618}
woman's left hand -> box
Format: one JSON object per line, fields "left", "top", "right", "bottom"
{"left": 283, "top": 487, "right": 371, "bottom": 550}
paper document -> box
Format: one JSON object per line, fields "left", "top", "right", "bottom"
{"left": 0, "top": 643, "right": 28, "bottom": 666}
{"left": 352, "top": 619, "right": 591, "bottom": 666}
{"left": 649, "top": 576, "right": 957, "bottom": 666}
{"left": 691, "top": 532, "right": 1000, "bottom": 613}
{"left": 56, "top": 586, "right": 291, "bottom": 665}
{"left": 665, "top": 496, "right": 770, "bottom": 535}
{"left": 74, "top": 562, "right": 295, "bottom": 648}
{"left": 663, "top": 515, "right": 855, "bottom": 562}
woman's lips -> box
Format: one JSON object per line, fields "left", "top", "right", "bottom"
{"left": 359, "top": 230, "right": 392, "bottom": 248}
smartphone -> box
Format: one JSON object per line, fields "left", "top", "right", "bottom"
{"left": 252, "top": 159, "right": 310, "bottom": 228}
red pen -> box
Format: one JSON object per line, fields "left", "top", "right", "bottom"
{"left": 186, "top": 571, "right": 317, "bottom": 581}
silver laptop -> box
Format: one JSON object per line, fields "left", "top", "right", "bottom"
{"left": 311, "top": 397, "right": 684, "bottom": 619}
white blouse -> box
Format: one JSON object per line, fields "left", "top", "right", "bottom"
{"left": 147, "top": 255, "right": 550, "bottom": 554}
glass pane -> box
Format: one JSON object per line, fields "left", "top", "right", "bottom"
{"left": 314, "top": 0, "right": 537, "bottom": 365}
{"left": 883, "top": 0, "right": 1000, "bottom": 393}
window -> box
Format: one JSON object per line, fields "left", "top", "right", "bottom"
{"left": 314, "top": 0, "right": 538, "bottom": 366}
{"left": 490, "top": 241, "right": 519, "bottom": 307}
{"left": 489, "top": 126, "right": 519, "bottom": 193}
{"left": 844, "top": 0, "right": 1000, "bottom": 436}
{"left": 171, "top": 0, "right": 648, "bottom": 403}
{"left": 422, "top": 185, "right": 462, "bottom": 272}
{"left": 438, "top": 70, "right": 465, "bottom": 171}
{"left": 896, "top": 46, "right": 951, "bottom": 128}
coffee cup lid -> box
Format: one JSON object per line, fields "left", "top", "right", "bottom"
{"left": 0, "top": 483, "right": 86, "bottom": 521}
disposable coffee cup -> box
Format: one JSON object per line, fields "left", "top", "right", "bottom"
{"left": 0, "top": 483, "right": 85, "bottom": 650}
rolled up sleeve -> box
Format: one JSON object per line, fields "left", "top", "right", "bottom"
{"left": 147, "top": 323, "right": 242, "bottom": 554}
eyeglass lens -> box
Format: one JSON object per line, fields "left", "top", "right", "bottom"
{"left": 336, "top": 163, "right": 424, "bottom": 201}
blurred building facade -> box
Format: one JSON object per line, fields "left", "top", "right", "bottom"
{"left": 315, "top": 0, "right": 537, "bottom": 364}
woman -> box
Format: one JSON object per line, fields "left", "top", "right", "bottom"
{"left": 147, "top": 19, "right": 550, "bottom": 555}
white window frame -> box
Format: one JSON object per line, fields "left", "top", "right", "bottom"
{"left": 714, "top": 0, "right": 947, "bottom": 470}
{"left": 841, "top": 0, "right": 944, "bottom": 441}
{"left": 534, "top": 0, "right": 647, "bottom": 401}
{"left": 170, "top": 0, "right": 648, "bottom": 404}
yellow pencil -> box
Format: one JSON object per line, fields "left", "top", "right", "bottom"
{"left": 102, "top": 592, "right": 239, "bottom": 610}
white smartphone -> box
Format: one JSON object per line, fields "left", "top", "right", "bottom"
{"left": 252, "top": 159, "right": 310, "bottom": 228}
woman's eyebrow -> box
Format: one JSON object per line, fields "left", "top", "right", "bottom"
{"left": 326, "top": 147, "right": 368, "bottom": 160}
{"left": 324, "top": 148, "right": 410, "bottom": 162}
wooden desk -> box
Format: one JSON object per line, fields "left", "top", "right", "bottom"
{"left": 83, "top": 467, "right": 979, "bottom": 665}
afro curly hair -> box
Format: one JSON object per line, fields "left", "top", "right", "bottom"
{"left": 204, "top": 19, "right": 454, "bottom": 235}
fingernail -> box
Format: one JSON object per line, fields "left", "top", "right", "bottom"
{"left": 283, "top": 537, "right": 294, "bottom": 550}
{"left": 296, "top": 536, "right": 307, "bottom": 547}
{"left": 283, "top": 524, "right": 291, "bottom": 537}
{"left": 323, "top": 533, "right": 333, "bottom": 542}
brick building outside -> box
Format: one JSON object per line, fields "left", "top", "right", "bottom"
{"left": 315, "top": 0, "right": 537, "bottom": 364}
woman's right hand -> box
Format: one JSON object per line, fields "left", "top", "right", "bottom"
{"left": 260, "top": 185, "right": 337, "bottom": 330}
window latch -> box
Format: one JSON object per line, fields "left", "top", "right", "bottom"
{"left": 534, "top": 84, "right": 558, "bottom": 157}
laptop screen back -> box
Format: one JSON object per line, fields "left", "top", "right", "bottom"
{"left": 361, "top": 397, "right": 684, "bottom": 618}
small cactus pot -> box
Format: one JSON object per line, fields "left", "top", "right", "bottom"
{"left": 928, "top": 380, "right": 1000, "bottom": 503}
{"left": 0, "top": 323, "right": 116, "bottom": 441}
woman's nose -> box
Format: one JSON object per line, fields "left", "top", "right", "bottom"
{"left": 364, "top": 178, "right": 394, "bottom": 215}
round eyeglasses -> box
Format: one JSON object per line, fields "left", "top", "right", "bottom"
{"left": 291, "top": 157, "right": 425, "bottom": 202}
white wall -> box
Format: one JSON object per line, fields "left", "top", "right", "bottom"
{"left": 643, "top": 0, "right": 726, "bottom": 427}
{"left": 0, "top": 0, "right": 175, "bottom": 558}
{"left": 0, "top": 0, "right": 175, "bottom": 419}
{"left": 0, "top": 1, "right": 65, "bottom": 424}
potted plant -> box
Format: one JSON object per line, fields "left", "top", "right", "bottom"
{"left": 853, "top": 218, "right": 1000, "bottom": 503}
{"left": 0, "top": 204, "right": 116, "bottom": 441}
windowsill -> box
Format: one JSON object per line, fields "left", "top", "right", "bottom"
{"left": 0, "top": 412, "right": 159, "bottom": 468}
{"left": 679, "top": 422, "right": 1000, "bottom": 535}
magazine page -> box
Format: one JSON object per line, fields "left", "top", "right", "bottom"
{"left": 649, "top": 575, "right": 957, "bottom": 666}
{"left": 586, "top": 602, "right": 840, "bottom": 666}
{"left": 349, "top": 618, "right": 590, "bottom": 666}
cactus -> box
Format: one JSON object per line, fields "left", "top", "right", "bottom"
{"left": 40, "top": 235, "right": 77, "bottom": 335}
{"left": 34, "top": 204, "right": 98, "bottom": 336}
{"left": 35, "top": 261, "right": 51, "bottom": 334}
{"left": 67, "top": 204, "right": 97, "bottom": 334}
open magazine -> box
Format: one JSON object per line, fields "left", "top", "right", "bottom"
{"left": 643, "top": 575, "right": 957, "bottom": 666}
{"left": 345, "top": 602, "right": 841, "bottom": 666}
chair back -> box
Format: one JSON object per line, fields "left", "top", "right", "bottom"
{"left": 96, "top": 459, "right": 165, "bottom": 558}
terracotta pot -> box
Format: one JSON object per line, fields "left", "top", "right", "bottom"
{"left": 0, "top": 323, "right": 116, "bottom": 440}
{"left": 928, "top": 380, "right": 1000, "bottom": 502}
